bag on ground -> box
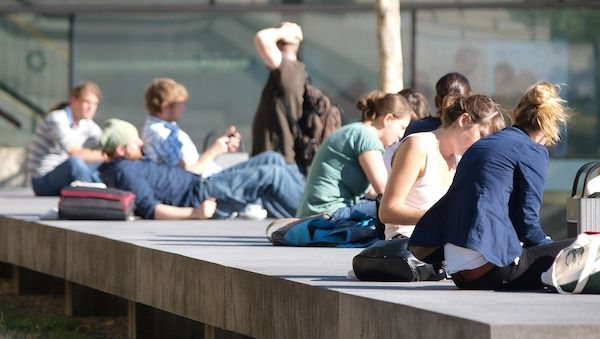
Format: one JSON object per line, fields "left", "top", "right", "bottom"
{"left": 352, "top": 238, "right": 446, "bottom": 282}
{"left": 541, "top": 233, "right": 600, "bottom": 294}
{"left": 59, "top": 186, "right": 135, "bottom": 220}
{"left": 267, "top": 212, "right": 378, "bottom": 248}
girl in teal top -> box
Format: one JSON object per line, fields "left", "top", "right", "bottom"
{"left": 297, "top": 91, "right": 416, "bottom": 218}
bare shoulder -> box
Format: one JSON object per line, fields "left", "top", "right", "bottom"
{"left": 401, "top": 132, "right": 437, "bottom": 153}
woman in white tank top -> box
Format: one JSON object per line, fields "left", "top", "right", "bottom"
{"left": 379, "top": 94, "right": 507, "bottom": 239}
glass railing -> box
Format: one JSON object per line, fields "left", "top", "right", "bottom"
{"left": 0, "top": 13, "right": 69, "bottom": 145}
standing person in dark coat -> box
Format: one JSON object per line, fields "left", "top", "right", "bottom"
{"left": 252, "top": 22, "right": 306, "bottom": 164}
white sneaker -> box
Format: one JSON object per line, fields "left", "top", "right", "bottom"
{"left": 239, "top": 204, "right": 268, "bottom": 220}
{"left": 40, "top": 208, "right": 59, "bottom": 220}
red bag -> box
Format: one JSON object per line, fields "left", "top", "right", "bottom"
{"left": 59, "top": 186, "right": 135, "bottom": 220}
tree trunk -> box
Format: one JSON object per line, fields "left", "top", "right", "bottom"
{"left": 375, "top": 0, "right": 403, "bottom": 93}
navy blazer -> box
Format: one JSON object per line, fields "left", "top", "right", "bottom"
{"left": 409, "top": 126, "right": 552, "bottom": 267}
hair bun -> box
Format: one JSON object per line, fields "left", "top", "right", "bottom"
{"left": 527, "top": 82, "right": 559, "bottom": 107}
{"left": 441, "top": 94, "right": 463, "bottom": 116}
{"left": 356, "top": 90, "right": 384, "bottom": 112}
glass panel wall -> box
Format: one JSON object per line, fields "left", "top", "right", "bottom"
{"left": 72, "top": 12, "right": 381, "bottom": 148}
{"left": 0, "top": 2, "right": 598, "bottom": 162}
{"left": 413, "top": 8, "right": 599, "bottom": 159}
{"left": 0, "top": 13, "right": 69, "bottom": 145}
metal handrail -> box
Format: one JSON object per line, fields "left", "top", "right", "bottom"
{"left": 0, "top": 107, "right": 22, "bottom": 129}
{"left": 0, "top": 81, "right": 45, "bottom": 119}
{"left": 1, "top": 1, "right": 600, "bottom": 15}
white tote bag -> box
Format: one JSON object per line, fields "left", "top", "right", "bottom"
{"left": 541, "top": 233, "right": 600, "bottom": 294}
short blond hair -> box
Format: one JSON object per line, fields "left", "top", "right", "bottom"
{"left": 513, "top": 82, "right": 568, "bottom": 146}
{"left": 144, "top": 78, "right": 189, "bottom": 114}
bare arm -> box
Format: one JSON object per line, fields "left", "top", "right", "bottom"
{"left": 153, "top": 198, "right": 216, "bottom": 220}
{"left": 254, "top": 22, "right": 302, "bottom": 70}
{"left": 378, "top": 137, "right": 428, "bottom": 225}
{"left": 181, "top": 127, "right": 241, "bottom": 175}
{"left": 68, "top": 147, "right": 107, "bottom": 162}
{"left": 358, "top": 150, "right": 388, "bottom": 195}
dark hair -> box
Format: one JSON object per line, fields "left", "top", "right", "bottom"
{"left": 513, "top": 82, "right": 568, "bottom": 146}
{"left": 441, "top": 94, "right": 507, "bottom": 134}
{"left": 434, "top": 72, "right": 471, "bottom": 117}
{"left": 398, "top": 88, "right": 430, "bottom": 119}
{"left": 357, "top": 92, "right": 416, "bottom": 122}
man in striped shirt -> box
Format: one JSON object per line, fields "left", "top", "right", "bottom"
{"left": 27, "top": 81, "right": 106, "bottom": 196}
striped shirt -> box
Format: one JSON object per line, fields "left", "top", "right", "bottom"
{"left": 27, "top": 106, "right": 102, "bottom": 179}
{"left": 141, "top": 116, "right": 222, "bottom": 178}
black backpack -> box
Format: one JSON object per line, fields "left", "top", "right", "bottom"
{"left": 292, "top": 83, "right": 342, "bottom": 173}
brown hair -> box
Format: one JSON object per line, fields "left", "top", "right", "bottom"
{"left": 434, "top": 72, "right": 471, "bottom": 117}
{"left": 144, "top": 78, "right": 189, "bottom": 114}
{"left": 70, "top": 81, "right": 101, "bottom": 100}
{"left": 357, "top": 92, "right": 416, "bottom": 122}
{"left": 398, "top": 88, "right": 430, "bottom": 119}
{"left": 441, "top": 94, "right": 507, "bottom": 134}
{"left": 513, "top": 82, "right": 568, "bottom": 146}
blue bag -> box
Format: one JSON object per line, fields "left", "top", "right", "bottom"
{"left": 268, "top": 212, "right": 379, "bottom": 248}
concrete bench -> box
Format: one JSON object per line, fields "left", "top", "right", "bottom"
{"left": 0, "top": 188, "right": 599, "bottom": 338}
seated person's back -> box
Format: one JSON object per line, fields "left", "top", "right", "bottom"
{"left": 298, "top": 92, "right": 414, "bottom": 219}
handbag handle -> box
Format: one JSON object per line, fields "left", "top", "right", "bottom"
{"left": 551, "top": 246, "right": 568, "bottom": 294}
{"left": 571, "top": 161, "right": 600, "bottom": 198}
{"left": 552, "top": 234, "right": 600, "bottom": 294}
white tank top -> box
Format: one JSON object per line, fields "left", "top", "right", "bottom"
{"left": 385, "top": 133, "right": 452, "bottom": 239}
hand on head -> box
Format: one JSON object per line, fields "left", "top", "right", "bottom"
{"left": 279, "top": 21, "right": 303, "bottom": 43}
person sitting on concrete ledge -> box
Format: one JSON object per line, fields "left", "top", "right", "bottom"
{"left": 142, "top": 78, "right": 243, "bottom": 177}
{"left": 409, "top": 82, "right": 573, "bottom": 290}
{"left": 98, "top": 119, "right": 304, "bottom": 220}
{"left": 297, "top": 91, "right": 415, "bottom": 220}
{"left": 27, "top": 81, "right": 106, "bottom": 196}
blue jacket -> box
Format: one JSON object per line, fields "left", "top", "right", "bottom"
{"left": 409, "top": 126, "right": 552, "bottom": 267}
{"left": 403, "top": 116, "right": 441, "bottom": 138}
{"left": 99, "top": 158, "right": 205, "bottom": 219}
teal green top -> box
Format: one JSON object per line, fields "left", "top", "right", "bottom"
{"left": 297, "top": 122, "right": 384, "bottom": 217}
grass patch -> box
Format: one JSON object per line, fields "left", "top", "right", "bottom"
{"left": 0, "top": 299, "right": 92, "bottom": 339}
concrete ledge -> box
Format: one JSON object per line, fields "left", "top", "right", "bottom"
{"left": 0, "top": 216, "right": 65, "bottom": 277}
{"left": 136, "top": 247, "right": 228, "bottom": 328}
{"left": 66, "top": 232, "right": 136, "bottom": 300}
{"left": 1, "top": 190, "right": 599, "bottom": 339}
{"left": 0, "top": 147, "right": 27, "bottom": 188}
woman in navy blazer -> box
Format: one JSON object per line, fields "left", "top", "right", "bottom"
{"left": 409, "top": 82, "right": 572, "bottom": 290}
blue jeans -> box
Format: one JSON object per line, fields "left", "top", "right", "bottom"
{"left": 330, "top": 199, "right": 377, "bottom": 220}
{"left": 202, "top": 151, "right": 305, "bottom": 218}
{"left": 32, "top": 157, "right": 102, "bottom": 196}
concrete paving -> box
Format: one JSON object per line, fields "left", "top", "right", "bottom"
{"left": 0, "top": 188, "right": 599, "bottom": 338}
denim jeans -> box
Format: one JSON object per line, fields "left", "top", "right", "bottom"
{"left": 330, "top": 199, "right": 377, "bottom": 221}
{"left": 32, "top": 157, "right": 102, "bottom": 196}
{"left": 202, "top": 151, "right": 305, "bottom": 218}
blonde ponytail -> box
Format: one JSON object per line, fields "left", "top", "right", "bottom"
{"left": 513, "top": 82, "right": 568, "bottom": 146}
